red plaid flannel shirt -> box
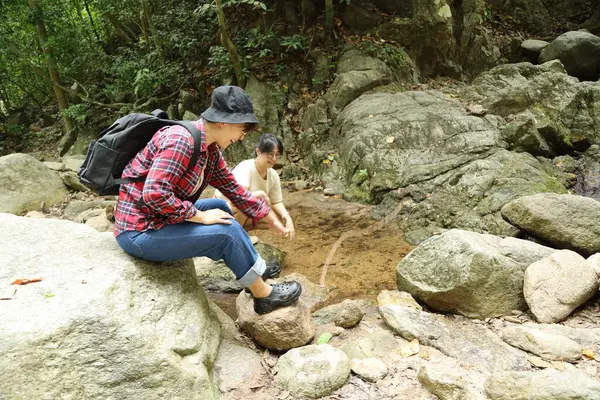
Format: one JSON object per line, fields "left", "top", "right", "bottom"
{"left": 114, "top": 119, "right": 270, "bottom": 236}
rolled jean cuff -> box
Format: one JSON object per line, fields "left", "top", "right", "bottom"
{"left": 238, "top": 256, "right": 267, "bottom": 287}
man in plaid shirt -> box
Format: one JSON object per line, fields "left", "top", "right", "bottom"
{"left": 115, "top": 86, "right": 302, "bottom": 315}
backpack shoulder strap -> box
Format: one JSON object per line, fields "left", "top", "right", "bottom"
{"left": 174, "top": 120, "right": 203, "bottom": 174}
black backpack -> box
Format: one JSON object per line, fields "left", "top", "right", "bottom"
{"left": 78, "top": 109, "right": 202, "bottom": 196}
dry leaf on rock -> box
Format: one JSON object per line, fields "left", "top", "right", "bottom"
{"left": 583, "top": 349, "right": 595, "bottom": 360}
{"left": 11, "top": 278, "right": 43, "bottom": 285}
{"left": 386, "top": 136, "right": 395, "bottom": 144}
{"left": 400, "top": 338, "right": 420, "bottom": 358}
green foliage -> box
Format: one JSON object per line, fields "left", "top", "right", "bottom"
{"left": 208, "top": 45, "right": 237, "bottom": 83}
{"left": 0, "top": 0, "right": 322, "bottom": 147}
{"left": 358, "top": 41, "right": 410, "bottom": 70}
{"left": 244, "top": 27, "right": 276, "bottom": 58}
{"left": 280, "top": 34, "right": 308, "bottom": 52}
{"left": 64, "top": 104, "right": 91, "bottom": 124}
{"left": 224, "top": 0, "right": 267, "bottom": 11}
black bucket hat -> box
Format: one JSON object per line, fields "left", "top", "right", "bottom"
{"left": 201, "top": 85, "right": 259, "bottom": 124}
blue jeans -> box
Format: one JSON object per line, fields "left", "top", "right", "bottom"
{"left": 116, "top": 198, "right": 266, "bottom": 287}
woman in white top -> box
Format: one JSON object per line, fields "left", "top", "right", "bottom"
{"left": 215, "top": 133, "right": 295, "bottom": 239}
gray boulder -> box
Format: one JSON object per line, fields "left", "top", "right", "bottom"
{"left": 575, "top": 144, "right": 600, "bottom": 202}
{"left": 500, "top": 325, "right": 583, "bottom": 362}
{"left": 341, "top": 329, "right": 404, "bottom": 364}
{"left": 524, "top": 250, "right": 598, "bottom": 323}
{"left": 274, "top": 344, "right": 350, "bottom": 398}
{"left": 213, "top": 340, "right": 265, "bottom": 393}
{"left": 520, "top": 39, "right": 549, "bottom": 63}
{"left": 314, "top": 81, "right": 567, "bottom": 238}
{"left": 485, "top": 369, "right": 600, "bottom": 400}
{"left": 350, "top": 358, "right": 388, "bottom": 382}
{"left": 236, "top": 291, "right": 315, "bottom": 351}
{"left": 418, "top": 357, "right": 488, "bottom": 400}
{"left": 396, "top": 229, "right": 555, "bottom": 318}
{"left": 501, "top": 193, "right": 600, "bottom": 256}
{"left": 0, "top": 153, "right": 68, "bottom": 214}
{"left": 312, "top": 299, "right": 365, "bottom": 328}
{"left": 380, "top": 304, "right": 529, "bottom": 373}
{"left": 0, "top": 214, "right": 220, "bottom": 400}
{"left": 539, "top": 31, "right": 600, "bottom": 81}
{"left": 463, "top": 60, "right": 600, "bottom": 153}
{"left": 324, "top": 68, "right": 393, "bottom": 117}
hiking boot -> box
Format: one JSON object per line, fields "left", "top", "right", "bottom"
{"left": 253, "top": 281, "right": 302, "bottom": 315}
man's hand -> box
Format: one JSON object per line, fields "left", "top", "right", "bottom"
{"left": 262, "top": 210, "right": 290, "bottom": 237}
{"left": 186, "top": 209, "right": 233, "bottom": 225}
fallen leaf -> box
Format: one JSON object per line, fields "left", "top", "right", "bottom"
{"left": 368, "top": 114, "right": 374, "bottom": 118}
{"left": 583, "top": 349, "right": 595, "bottom": 359}
{"left": 322, "top": 159, "right": 330, "bottom": 165}
{"left": 386, "top": 136, "right": 395, "bottom": 144}
{"left": 44, "top": 293, "right": 55, "bottom": 299}
{"left": 317, "top": 332, "right": 333, "bottom": 345}
{"left": 400, "top": 338, "right": 420, "bottom": 358}
{"left": 11, "top": 278, "right": 43, "bottom": 285}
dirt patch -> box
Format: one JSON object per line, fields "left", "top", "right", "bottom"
{"left": 245, "top": 189, "right": 413, "bottom": 308}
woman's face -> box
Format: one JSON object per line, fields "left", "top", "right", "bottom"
{"left": 217, "top": 123, "right": 246, "bottom": 150}
{"left": 256, "top": 146, "right": 282, "bottom": 169}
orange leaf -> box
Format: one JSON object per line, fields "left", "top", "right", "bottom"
{"left": 11, "top": 278, "right": 43, "bottom": 285}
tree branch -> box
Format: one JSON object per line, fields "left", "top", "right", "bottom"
{"left": 57, "top": 75, "right": 192, "bottom": 111}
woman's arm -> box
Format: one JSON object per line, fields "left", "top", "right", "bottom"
{"left": 271, "top": 202, "right": 295, "bottom": 240}
{"left": 208, "top": 154, "right": 270, "bottom": 223}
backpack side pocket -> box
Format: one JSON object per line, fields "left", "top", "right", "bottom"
{"left": 78, "top": 141, "right": 120, "bottom": 195}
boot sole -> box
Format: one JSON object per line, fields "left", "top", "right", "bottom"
{"left": 254, "top": 285, "right": 302, "bottom": 315}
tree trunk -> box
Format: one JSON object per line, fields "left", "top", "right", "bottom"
{"left": 28, "top": 0, "right": 75, "bottom": 155}
{"left": 83, "top": 0, "right": 103, "bottom": 46}
{"left": 139, "top": 10, "right": 151, "bottom": 53}
{"left": 325, "top": 0, "right": 333, "bottom": 41}
{"left": 301, "top": 0, "right": 309, "bottom": 32}
{"left": 215, "top": 0, "right": 245, "bottom": 87}
{"left": 142, "top": 0, "right": 163, "bottom": 58}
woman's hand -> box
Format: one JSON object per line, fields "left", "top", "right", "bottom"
{"left": 285, "top": 217, "right": 295, "bottom": 240}
{"left": 252, "top": 190, "right": 271, "bottom": 205}
{"left": 186, "top": 209, "right": 233, "bottom": 225}
{"left": 263, "top": 210, "right": 290, "bottom": 237}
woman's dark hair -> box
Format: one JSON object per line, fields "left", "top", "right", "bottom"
{"left": 255, "top": 133, "right": 283, "bottom": 156}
